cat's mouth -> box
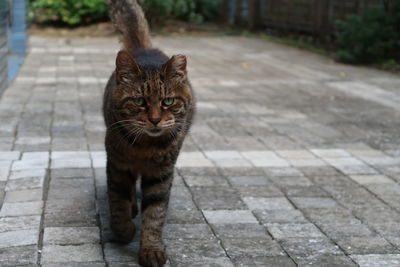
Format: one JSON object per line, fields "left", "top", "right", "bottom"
{"left": 145, "top": 128, "right": 163, "bottom": 137}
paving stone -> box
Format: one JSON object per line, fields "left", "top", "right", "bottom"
{"left": 176, "top": 152, "right": 214, "bottom": 167}
{"left": 267, "top": 223, "right": 325, "bottom": 240}
{"left": 227, "top": 175, "right": 270, "bottom": 186}
{"left": 0, "top": 201, "right": 43, "bottom": 217}
{"left": 9, "top": 168, "right": 47, "bottom": 180}
{"left": 276, "top": 150, "right": 316, "bottom": 159}
{"left": 232, "top": 256, "right": 296, "bottom": 267}
{"left": 280, "top": 238, "right": 342, "bottom": 257}
{"left": 349, "top": 174, "right": 395, "bottom": 185}
{"left": 294, "top": 255, "right": 357, "bottom": 267}
{"left": 303, "top": 207, "right": 361, "bottom": 224}
{"left": 5, "top": 176, "right": 45, "bottom": 191}
{"left": 222, "top": 238, "right": 285, "bottom": 258}
{"left": 282, "top": 185, "right": 329, "bottom": 197}
{"left": 170, "top": 257, "right": 234, "bottom": 267}
{"left": 241, "top": 151, "right": 290, "bottom": 167}
{"left": 203, "top": 210, "right": 258, "bottom": 224}
{"left": 254, "top": 209, "right": 309, "bottom": 224}
{"left": 0, "top": 229, "right": 39, "bottom": 248}
{"left": 164, "top": 224, "right": 215, "bottom": 240}
{"left": 51, "top": 168, "right": 93, "bottom": 179}
{"left": 0, "top": 151, "right": 20, "bottom": 160}
{"left": 4, "top": 188, "right": 43, "bottom": 202}
{"left": 269, "top": 175, "right": 313, "bottom": 187}
{"left": 242, "top": 197, "right": 294, "bottom": 210}
{"left": 44, "top": 210, "right": 98, "bottom": 227}
{"left": 263, "top": 167, "right": 304, "bottom": 177}
{"left": 371, "top": 223, "right": 400, "bottom": 248}
{"left": 288, "top": 158, "right": 328, "bottom": 167}
{"left": 290, "top": 197, "right": 338, "bottom": 209}
{"left": 103, "top": 241, "right": 139, "bottom": 263}
{"left": 351, "top": 254, "right": 400, "bottom": 267}
{"left": 336, "top": 236, "right": 397, "bottom": 255}
{"left": 0, "top": 245, "right": 38, "bottom": 266}
{"left": 166, "top": 210, "right": 205, "bottom": 224}
{"left": 298, "top": 166, "right": 341, "bottom": 177}
{"left": 183, "top": 175, "right": 229, "bottom": 187}
{"left": 43, "top": 227, "right": 100, "bottom": 245}
{"left": 42, "top": 263, "right": 106, "bottom": 267}
{"left": 310, "top": 149, "right": 351, "bottom": 158}
{"left": 169, "top": 186, "right": 197, "bottom": 210}
{"left": 219, "top": 167, "right": 265, "bottom": 177}
{"left": 236, "top": 185, "right": 284, "bottom": 197}
{"left": 0, "top": 216, "right": 41, "bottom": 233}
{"left": 166, "top": 238, "right": 226, "bottom": 259}
{"left": 191, "top": 186, "right": 246, "bottom": 210}
{"left": 204, "top": 150, "right": 252, "bottom": 167}
{"left": 319, "top": 223, "right": 375, "bottom": 240}
{"left": 211, "top": 224, "right": 269, "bottom": 240}
{"left": 51, "top": 151, "right": 91, "bottom": 169}
{"left": 41, "top": 244, "right": 103, "bottom": 263}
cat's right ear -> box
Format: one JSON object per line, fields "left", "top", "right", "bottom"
{"left": 115, "top": 51, "right": 142, "bottom": 85}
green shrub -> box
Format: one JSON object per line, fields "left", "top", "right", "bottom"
{"left": 30, "top": 0, "right": 109, "bottom": 26}
{"left": 336, "top": 1, "right": 400, "bottom": 64}
{"left": 138, "top": 0, "right": 221, "bottom": 24}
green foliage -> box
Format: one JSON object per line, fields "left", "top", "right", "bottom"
{"left": 30, "top": 0, "right": 221, "bottom": 26}
{"left": 30, "top": 0, "right": 109, "bottom": 26}
{"left": 336, "top": 2, "right": 400, "bottom": 64}
{"left": 138, "top": 0, "right": 221, "bottom": 24}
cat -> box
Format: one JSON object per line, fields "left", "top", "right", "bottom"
{"left": 104, "top": 1, "right": 195, "bottom": 266}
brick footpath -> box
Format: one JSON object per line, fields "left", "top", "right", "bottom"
{"left": 0, "top": 36, "right": 400, "bottom": 266}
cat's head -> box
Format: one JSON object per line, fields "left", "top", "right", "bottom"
{"left": 111, "top": 50, "right": 192, "bottom": 140}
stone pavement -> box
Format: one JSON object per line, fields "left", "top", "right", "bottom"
{"left": 0, "top": 35, "right": 400, "bottom": 267}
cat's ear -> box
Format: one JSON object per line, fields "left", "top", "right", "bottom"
{"left": 115, "top": 51, "right": 142, "bottom": 84}
{"left": 163, "top": 55, "right": 187, "bottom": 81}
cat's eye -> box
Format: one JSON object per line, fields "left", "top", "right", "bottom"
{"left": 133, "top": 97, "right": 146, "bottom": 106}
{"left": 162, "top": 97, "right": 174, "bottom": 106}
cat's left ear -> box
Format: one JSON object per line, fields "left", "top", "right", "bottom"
{"left": 163, "top": 55, "right": 187, "bottom": 81}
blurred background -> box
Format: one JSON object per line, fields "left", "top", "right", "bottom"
{"left": 0, "top": 0, "right": 399, "bottom": 94}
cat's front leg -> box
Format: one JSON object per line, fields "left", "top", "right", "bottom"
{"left": 138, "top": 170, "right": 173, "bottom": 267}
{"left": 107, "top": 160, "right": 137, "bottom": 243}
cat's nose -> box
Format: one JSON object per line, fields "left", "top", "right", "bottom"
{"left": 149, "top": 117, "right": 161, "bottom": 126}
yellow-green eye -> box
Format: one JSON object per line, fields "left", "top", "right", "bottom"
{"left": 133, "top": 97, "right": 145, "bottom": 106}
{"left": 163, "top": 97, "right": 174, "bottom": 106}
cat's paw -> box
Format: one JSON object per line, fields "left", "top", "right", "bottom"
{"left": 138, "top": 247, "right": 167, "bottom": 267}
{"left": 111, "top": 220, "right": 135, "bottom": 244}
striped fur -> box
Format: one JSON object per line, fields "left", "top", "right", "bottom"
{"left": 104, "top": 1, "right": 195, "bottom": 266}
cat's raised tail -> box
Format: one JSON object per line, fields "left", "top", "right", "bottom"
{"left": 109, "top": 0, "right": 152, "bottom": 53}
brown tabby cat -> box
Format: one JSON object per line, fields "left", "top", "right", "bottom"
{"left": 103, "top": 1, "right": 195, "bottom": 266}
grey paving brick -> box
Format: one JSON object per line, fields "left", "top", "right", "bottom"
{"left": 242, "top": 197, "right": 295, "bottom": 210}
{"left": 166, "top": 210, "right": 205, "bottom": 224}
{"left": 4, "top": 189, "right": 43, "bottom": 202}
{"left": 236, "top": 185, "right": 284, "bottom": 197}
{"left": 280, "top": 237, "right": 342, "bottom": 257}
{"left": 166, "top": 238, "right": 226, "bottom": 259}
{"left": 254, "top": 209, "right": 309, "bottom": 224}
{"left": 43, "top": 227, "right": 100, "bottom": 245}
{"left": 290, "top": 197, "right": 338, "bottom": 209}
{"left": 41, "top": 244, "right": 103, "bottom": 263}
{"left": 351, "top": 254, "right": 400, "bottom": 267}
{"left": 303, "top": 207, "right": 361, "bottom": 224}
{"left": 0, "top": 245, "right": 38, "bottom": 266}
{"left": 222, "top": 238, "right": 285, "bottom": 258}
{"left": 163, "top": 224, "right": 214, "bottom": 240}
{"left": 5, "top": 176, "right": 45, "bottom": 191}
{"left": 211, "top": 223, "right": 269, "bottom": 240}
{"left": 267, "top": 223, "right": 325, "bottom": 240}
{"left": 203, "top": 210, "right": 258, "bottom": 224}
{"left": 0, "top": 201, "right": 43, "bottom": 217}
{"left": 170, "top": 257, "right": 234, "bottom": 267}
{"left": 0, "top": 229, "right": 39, "bottom": 249}
{"left": 232, "top": 256, "right": 296, "bottom": 267}
{"left": 191, "top": 186, "right": 246, "bottom": 210}
{"left": 294, "top": 255, "right": 357, "bottom": 267}
{"left": 0, "top": 216, "right": 41, "bottom": 233}
{"left": 336, "top": 236, "right": 397, "bottom": 255}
